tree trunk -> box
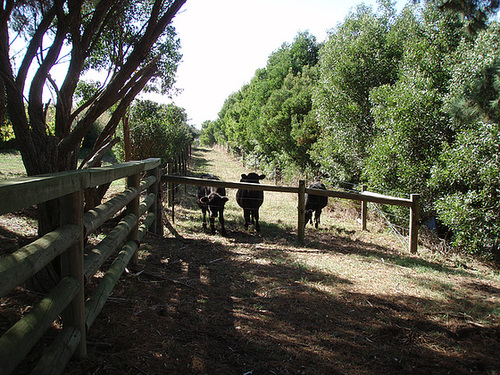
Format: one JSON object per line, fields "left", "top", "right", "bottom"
{"left": 0, "top": 79, "right": 5, "bottom": 133}
{"left": 123, "top": 114, "right": 131, "bottom": 162}
{"left": 84, "top": 183, "right": 111, "bottom": 212}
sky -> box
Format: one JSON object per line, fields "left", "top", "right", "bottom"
{"left": 145, "top": 0, "right": 408, "bottom": 128}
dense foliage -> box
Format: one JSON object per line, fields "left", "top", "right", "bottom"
{"left": 365, "top": 5, "right": 463, "bottom": 212}
{"left": 201, "top": 1, "right": 500, "bottom": 259}
{"left": 429, "top": 23, "right": 500, "bottom": 258}
{"left": 124, "top": 100, "right": 194, "bottom": 164}
{"left": 312, "top": 2, "right": 401, "bottom": 183}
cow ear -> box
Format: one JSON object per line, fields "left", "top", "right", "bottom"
{"left": 200, "top": 197, "right": 209, "bottom": 203}
{"left": 259, "top": 174, "right": 266, "bottom": 180}
{"left": 221, "top": 196, "right": 229, "bottom": 203}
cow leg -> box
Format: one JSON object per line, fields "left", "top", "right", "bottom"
{"left": 243, "top": 209, "right": 251, "bottom": 230}
{"left": 219, "top": 211, "right": 227, "bottom": 236}
{"left": 305, "top": 210, "right": 313, "bottom": 227}
{"left": 209, "top": 217, "right": 216, "bottom": 235}
{"left": 201, "top": 208, "right": 208, "bottom": 230}
{"left": 314, "top": 209, "right": 321, "bottom": 229}
{"left": 253, "top": 209, "right": 260, "bottom": 232}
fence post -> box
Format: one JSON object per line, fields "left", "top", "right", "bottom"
{"left": 171, "top": 173, "right": 175, "bottom": 224}
{"left": 59, "top": 190, "right": 87, "bottom": 358}
{"left": 127, "top": 173, "right": 140, "bottom": 265}
{"left": 409, "top": 193, "right": 420, "bottom": 254}
{"left": 361, "top": 185, "right": 367, "bottom": 231}
{"left": 298, "top": 180, "right": 306, "bottom": 243}
{"left": 148, "top": 166, "right": 163, "bottom": 236}
{"left": 167, "top": 163, "right": 173, "bottom": 207}
{"left": 183, "top": 147, "right": 188, "bottom": 176}
{"left": 158, "top": 172, "right": 164, "bottom": 235}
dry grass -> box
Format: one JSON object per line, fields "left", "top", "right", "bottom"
{"left": 2, "top": 146, "right": 500, "bottom": 374}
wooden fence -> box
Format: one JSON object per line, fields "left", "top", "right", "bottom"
{"left": 0, "top": 158, "right": 162, "bottom": 375}
{"left": 162, "top": 175, "right": 420, "bottom": 253}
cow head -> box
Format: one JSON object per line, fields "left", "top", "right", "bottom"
{"left": 241, "top": 173, "right": 266, "bottom": 183}
{"left": 200, "top": 193, "right": 229, "bottom": 217}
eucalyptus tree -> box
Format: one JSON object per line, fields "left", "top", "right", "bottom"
{"left": 1, "top": 0, "right": 185, "bottom": 175}
{"left": 0, "top": 0, "right": 185, "bottom": 232}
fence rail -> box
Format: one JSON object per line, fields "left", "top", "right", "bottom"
{"left": 0, "top": 164, "right": 419, "bottom": 374}
{"left": 0, "top": 158, "right": 162, "bottom": 375}
{"left": 162, "top": 175, "right": 419, "bottom": 253}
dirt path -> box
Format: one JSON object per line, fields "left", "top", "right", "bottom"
{"left": 62, "top": 147, "right": 500, "bottom": 375}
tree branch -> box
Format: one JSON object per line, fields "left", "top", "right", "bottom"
{"left": 28, "top": 7, "right": 67, "bottom": 145}
{"left": 17, "top": 5, "right": 57, "bottom": 89}
{"left": 57, "top": 0, "right": 186, "bottom": 161}
{"left": 70, "top": 88, "right": 103, "bottom": 123}
{"left": 0, "top": 4, "right": 37, "bottom": 174}
{"left": 98, "top": 63, "right": 159, "bottom": 150}
{"left": 79, "top": 137, "right": 121, "bottom": 169}
{"left": 0, "top": 1, "right": 14, "bottom": 25}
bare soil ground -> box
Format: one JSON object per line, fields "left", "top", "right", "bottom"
{"left": 1, "top": 147, "right": 500, "bottom": 374}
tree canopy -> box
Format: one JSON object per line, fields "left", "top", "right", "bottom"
{"left": 126, "top": 99, "right": 194, "bottom": 164}
{"left": 0, "top": 0, "right": 186, "bottom": 177}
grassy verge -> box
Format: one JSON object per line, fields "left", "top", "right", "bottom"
{"left": 0, "top": 147, "right": 119, "bottom": 180}
{"left": 0, "top": 149, "right": 26, "bottom": 179}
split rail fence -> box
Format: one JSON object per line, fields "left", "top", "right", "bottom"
{"left": 162, "top": 175, "right": 420, "bottom": 253}
{"left": 0, "top": 158, "right": 162, "bottom": 375}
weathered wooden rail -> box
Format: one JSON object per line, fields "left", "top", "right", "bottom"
{"left": 162, "top": 175, "right": 420, "bottom": 253}
{"left": 0, "top": 158, "right": 162, "bottom": 375}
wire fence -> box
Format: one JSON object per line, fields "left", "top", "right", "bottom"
{"left": 370, "top": 202, "right": 410, "bottom": 248}
{"left": 326, "top": 181, "right": 413, "bottom": 248}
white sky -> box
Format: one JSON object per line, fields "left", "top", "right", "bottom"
{"left": 145, "top": 0, "right": 408, "bottom": 128}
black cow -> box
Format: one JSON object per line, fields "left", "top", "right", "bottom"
{"left": 196, "top": 174, "right": 228, "bottom": 235}
{"left": 236, "top": 173, "right": 266, "bottom": 231}
{"left": 305, "top": 181, "right": 328, "bottom": 229}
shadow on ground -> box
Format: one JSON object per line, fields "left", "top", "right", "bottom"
{"left": 65, "top": 225, "right": 500, "bottom": 375}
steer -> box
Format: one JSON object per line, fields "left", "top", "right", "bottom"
{"left": 236, "top": 173, "right": 266, "bottom": 231}
{"left": 305, "top": 181, "right": 328, "bottom": 229}
{"left": 196, "top": 174, "right": 228, "bottom": 235}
